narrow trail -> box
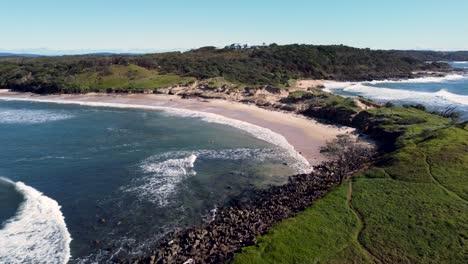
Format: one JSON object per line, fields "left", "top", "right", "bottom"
{"left": 347, "top": 180, "right": 381, "bottom": 264}
{"left": 420, "top": 150, "right": 468, "bottom": 204}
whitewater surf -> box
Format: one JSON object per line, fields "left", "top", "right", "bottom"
{"left": 0, "top": 99, "right": 308, "bottom": 262}
{"left": 0, "top": 177, "right": 72, "bottom": 264}
{"left": 324, "top": 71, "right": 468, "bottom": 119}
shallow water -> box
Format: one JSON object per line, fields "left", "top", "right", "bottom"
{"left": 325, "top": 62, "right": 468, "bottom": 119}
{"left": 0, "top": 100, "right": 303, "bottom": 263}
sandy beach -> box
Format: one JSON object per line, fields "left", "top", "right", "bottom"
{"left": 0, "top": 91, "right": 353, "bottom": 166}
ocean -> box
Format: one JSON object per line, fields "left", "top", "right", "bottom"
{"left": 324, "top": 62, "right": 468, "bottom": 119}
{"left": 0, "top": 99, "right": 307, "bottom": 263}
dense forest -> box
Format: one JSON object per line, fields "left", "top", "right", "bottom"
{"left": 392, "top": 50, "right": 468, "bottom": 62}
{"left": 0, "top": 44, "right": 453, "bottom": 94}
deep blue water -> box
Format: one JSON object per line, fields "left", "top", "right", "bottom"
{"left": 325, "top": 62, "right": 468, "bottom": 119}
{"left": 0, "top": 100, "right": 302, "bottom": 263}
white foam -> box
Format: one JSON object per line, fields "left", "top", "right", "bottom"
{"left": 146, "top": 148, "right": 308, "bottom": 173}
{"left": 366, "top": 74, "right": 466, "bottom": 84}
{"left": 0, "top": 177, "right": 72, "bottom": 264}
{"left": 339, "top": 83, "right": 468, "bottom": 106}
{"left": 324, "top": 74, "right": 467, "bottom": 92}
{"left": 123, "top": 148, "right": 307, "bottom": 206}
{"left": 0, "top": 96, "right": 309, "bottom": 169}
{"left": 124, "top": 154, "right": 198, "bottom": 206}
{"left": 322, "top": 81, "right": 355, "bottom": 92}
{"left": 434, "top": 89, "right": 468, "bottom": 105}
{"left": 0, "top": 108, "right": 74, "bottom": 124}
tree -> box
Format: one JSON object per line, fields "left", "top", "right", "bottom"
{"left": 320, "top": 134, "right": 374, "bottom": 184}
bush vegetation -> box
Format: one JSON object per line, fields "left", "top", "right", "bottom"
{"left": 0, "top": 44, "right": 451, "bottom": 94}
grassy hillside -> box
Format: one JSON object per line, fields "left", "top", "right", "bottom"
{"left": 233, "top": 107, "right": 468, "bottom": 264}
{"left": 0, "top": 63, "right": 195, "bottom": 94}
{"left": 64, "top": 64, "right": 195, "bottom": 92}
{"left": 0, "top": 44, "right": 451, "bottom": 94}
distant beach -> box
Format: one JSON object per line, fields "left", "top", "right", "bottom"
{"left": 0, "top": 91, "right": 353, "bottom": 166}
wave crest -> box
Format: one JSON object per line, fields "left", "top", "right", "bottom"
{"left": 123, "top": 154, "right": 198, "bottom": 206}
{"left": 366, "top": 74, "right": 466, "bottom": 84}
{"left": 339, "top": 83, "right": 468, "bottom": 106}
{"left": 0, "top": 108, "right": 74, "bottom": 124}
{"left": 0, "top": 97, "right": 309, "bottom": 169}
{"left": 0, "top": 177, "right": 72, "bottom": 264}
{"left": 122, "top": 148, "right": 308, "bottom": 206}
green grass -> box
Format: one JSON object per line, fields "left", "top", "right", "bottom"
{"left": 352, "top": 176, "right": 467, "bottom": 263}
{"left": 418, "top": 126, "right": 468, "bottom": 200}
{"left": 233, "top": 106, "right": 468, "bottom": 264}
{"left": 366, "top": 106, "right": 451, "bottom": 142}
{"left": 282, "top": 88, "right": 360, "bottom": 113}
{"left": 65, "top": 64, "right": 195, "bottom": 92}
{"left": 232, "top": 184, "right": 372, "bottom": 264}
{"left": 128, "top": 74, "right": 195, "bottom": 89}
{"left": 201, "top": 77, "right": 243, "bottom": 90}
{"left": 287, "top": 90, "right": 311, "bottom": 99}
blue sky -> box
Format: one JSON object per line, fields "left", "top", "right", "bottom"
{"left": 1, "top": 0, "right": 467, "bottom": 54}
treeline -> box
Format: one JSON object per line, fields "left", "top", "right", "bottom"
{"left": 392, "top": 50, "right": 468, "bottom": 62}
{"left": 132, "top": 44, "right": 450, "bottom": 83}
{"left": 0, "top": 44, "right": 452, "bottom": 94}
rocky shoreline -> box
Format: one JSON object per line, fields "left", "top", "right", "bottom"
{"left": 113, "top": 140, "right": 374, "bottom": 264}
{"left": 2, "top": 77, "right": 418, "bottom": 263}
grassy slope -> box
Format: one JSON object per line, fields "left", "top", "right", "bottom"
{"left": 233, "top": 107, "right": 468, "bottom": 264}
{"left": 66, "top": 64, "right": 195, "bottom": 91}
{"left": 231, "top": 184, "right": 372, "bottom": 264}
{"left": 283, "top": 88, "right": 360, "bottom": 113}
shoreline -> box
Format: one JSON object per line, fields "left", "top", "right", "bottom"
{"left": 0, "top": 91, "right": 354, "bottom": 166}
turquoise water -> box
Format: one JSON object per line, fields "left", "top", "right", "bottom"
{"left": 0, "top": 100, "right": 302, "bottom": 263}
{"left": 325, "top": 62, "right": 468, "bottom": 119}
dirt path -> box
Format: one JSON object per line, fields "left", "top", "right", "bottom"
{"left": 421, "top": 151, "right": 467, "bottom": 204}
{"left": 347, "top": 180, "right": 381, "bottom": 264}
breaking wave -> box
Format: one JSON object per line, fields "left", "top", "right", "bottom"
{"left": 0, "top": 177, "right": 72, "bottom": 264}
{"left": 324, "top": 73, "right": 468, "bottom": 108}
{"left": 0, "top": 96, "right": 309, "bottom": 169}
{"left": 366, "top": 74, "right": 466, "bottom": 84}
{"left": 123, "top": 154, "right": 198, "bottom": 206}
{"left": 433, "top": 89, "right": 468, "bottom": 105}
{"left": 122, "top": 148, "right": 307, "bottom": 206}
{"left": 339, "top": 84, "right": 468, "bottom": 106}
{"left": 0, "top": 108, "right": 74, "bottom": 124}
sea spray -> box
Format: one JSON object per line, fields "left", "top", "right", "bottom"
{"left": 0, "top": 177, "right": 72, "bottom": 264}
{"left": 124, "top": 154, "right": 198, "bottom": 206}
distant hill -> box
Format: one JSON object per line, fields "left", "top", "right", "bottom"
{"left": 0, "top": 52, "right": 143, "bottom": 57}
{"left": 392, "top": 50, "right": 468, "bottom": 61}
{"left": 0, "top": 44, "right": 461, "bottom": 94}
{"left": 0, "top": 52, "right": 43, "bottom": 58}
{"left": 82, "top": 52, "right": 145, "bottom": 56}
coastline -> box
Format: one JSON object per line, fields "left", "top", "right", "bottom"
{"left": 0, "top": 91, "right": 353, "bottom": 166}
{"left": 0, "top": 90, "right": 357, "bottom": 263}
